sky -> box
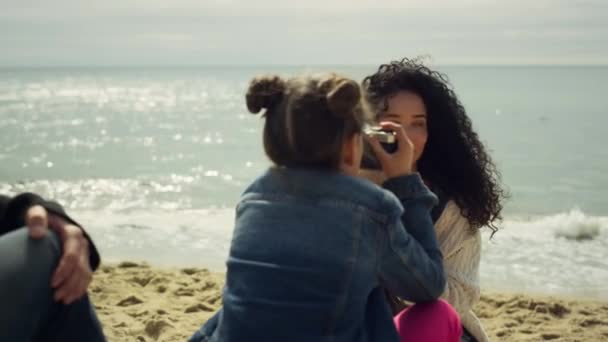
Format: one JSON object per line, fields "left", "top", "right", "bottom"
{"left": 0, "top": 0, "right": 606, "bottom": 66}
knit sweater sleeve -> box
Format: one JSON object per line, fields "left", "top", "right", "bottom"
{"left": 441, "top": 231, "right": 481, "bottom": 315}
{"left": 436, "top": 202, "right": 489, "bottom": 341}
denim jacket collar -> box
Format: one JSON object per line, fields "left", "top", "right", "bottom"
{"left": 244, "top": 167, "right": 403, "bottom": 221}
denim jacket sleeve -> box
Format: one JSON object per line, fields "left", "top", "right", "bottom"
{"left": 378, "top": 173, "right": 446, "bottom": 302}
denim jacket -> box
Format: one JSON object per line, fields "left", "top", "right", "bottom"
{"left": 190, "top": 167, "right": 445, "bottom": 342}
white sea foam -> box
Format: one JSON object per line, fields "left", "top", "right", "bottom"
{"left": 64, "top": 207, "right": 608, "bottom": 299}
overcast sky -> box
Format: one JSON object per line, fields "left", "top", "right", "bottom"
{"left": 1, "top": 0, "right": 606, "bottom": 66}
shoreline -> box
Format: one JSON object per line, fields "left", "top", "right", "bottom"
{"left": 98, "top": 256, "right": 608, "bottom": 302}
{"left": 91, "top": 262, "right": 608, "bottom": 342}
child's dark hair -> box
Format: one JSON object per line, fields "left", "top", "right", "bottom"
{"left": 247, "top": 73, "right": 371, "bottom": 170}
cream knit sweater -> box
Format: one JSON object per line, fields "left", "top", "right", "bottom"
{"left": 435, "top": 200, "right": 489, "bottom": 342}
{"left": 360, "top": 170, "right": 489, "bottom": 340}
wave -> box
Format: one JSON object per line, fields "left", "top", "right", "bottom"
{"left": 61, "top": 207, "right": 608, "bottom": 298}
{"left": 3, "top": 177, "right": 607, "bottom": 244}
{"left": 495, "top": 209, "right": 607, "bottom": 242}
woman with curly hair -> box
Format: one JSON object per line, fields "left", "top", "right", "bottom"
{"left": 362, "top": 58, "right": 507, "bottom": 342}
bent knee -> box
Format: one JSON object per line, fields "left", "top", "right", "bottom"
{"left": 0, "top": 228, "right": 61, "bottom": 279}
{"left": 394, "top": 299, "right": 462, "bottom": 331}
{"left": 24, "top": 228, "right": 62, "bottom": 258}
{"left": 427, "top": 299, "right": 459, "bottom": 316}
{"left": 394, "top": 300, "right": 463, "bottom": 341}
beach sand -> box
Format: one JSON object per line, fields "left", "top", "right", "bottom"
{"left": 91, "top": 263, "right": 608, "bottom": 341}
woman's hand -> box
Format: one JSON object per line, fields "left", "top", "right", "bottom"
{"left": 365, "top": 121, "right": 415, "bottom": 179}
{"left": 26, "top": 206, "right": 93, "bottom": 304}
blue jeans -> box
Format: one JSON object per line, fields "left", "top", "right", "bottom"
{"left": 0, "top": 228, "right": 105, "bottom": 342}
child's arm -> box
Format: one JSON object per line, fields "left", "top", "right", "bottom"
{"left": 379, "top": 174, "right": 445, "bottom": 302}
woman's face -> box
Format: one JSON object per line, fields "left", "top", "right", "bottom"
{"left": 379, "top": 91, "right": 428, "bottom": 168}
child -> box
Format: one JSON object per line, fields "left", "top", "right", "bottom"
{"left": 190, "top": 73, "right": 461, "bottom": 342}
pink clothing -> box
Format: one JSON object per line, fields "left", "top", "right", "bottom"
{"left": 394, "top": 299, "right": 462, "bottom": 342}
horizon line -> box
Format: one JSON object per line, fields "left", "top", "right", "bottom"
{"left": 1, "top": 63, "right": 607, "bottom": 70}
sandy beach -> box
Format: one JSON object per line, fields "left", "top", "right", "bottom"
{"left": 91, "top": 263, "right": 608, "bottom": 342}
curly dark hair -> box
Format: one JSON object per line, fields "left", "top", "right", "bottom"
{"left": 362, "top": 58, "right": 506, "bottom": 232}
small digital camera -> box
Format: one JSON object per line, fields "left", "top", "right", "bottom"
{"left": 361, "top": 127, "right": 398, "bottom": 169}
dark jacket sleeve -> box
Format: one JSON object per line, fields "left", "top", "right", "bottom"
{"left": 0, "top": 192, "right": 101, "bottom": 271}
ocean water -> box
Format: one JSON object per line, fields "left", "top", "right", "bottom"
{"left": 1, "top": 66, "right": 607, "bottom": 299}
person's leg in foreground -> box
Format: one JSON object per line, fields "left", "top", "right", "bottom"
{"left": 0, "top": 228, "right": 105, "bottom": 342}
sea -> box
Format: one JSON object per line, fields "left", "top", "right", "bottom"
{"left": 1, "top": 65, "right": 607, "bottom": 299}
